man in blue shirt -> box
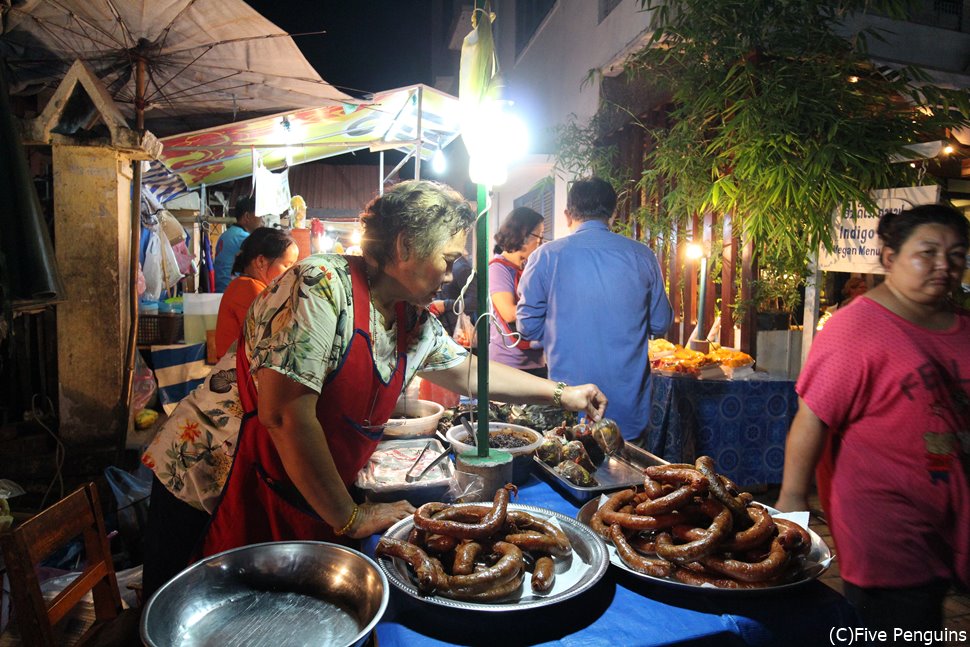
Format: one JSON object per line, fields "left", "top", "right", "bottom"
{"left": 516, "top": 177, "right": 673, "bottom": 443}
{"left": 213, "top": 196, "right": 263, "bottom": 292}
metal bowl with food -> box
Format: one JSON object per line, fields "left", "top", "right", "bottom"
{"left": 141, "top": 541, "right": 388, "bottom": 647}
{"left": 446, "top": 421, "right": 543, "bottom": 484}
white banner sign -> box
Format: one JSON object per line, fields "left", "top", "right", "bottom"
{"left": 818, "top": 185, "right": 941, "bottom": 274}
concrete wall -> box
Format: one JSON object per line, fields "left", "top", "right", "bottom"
{"left": 841, "top": 14, "right": 970, "bottom": 73}
{"left": 53, "top": 145, "right": 133, "bottom": 443}
{"left": 489, "top": 0, "right": 654, "bottom": 238}
{"left": 494, "top": 0, "right": 653, "bottom": 153}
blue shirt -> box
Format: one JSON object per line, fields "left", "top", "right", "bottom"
{"left": 213, "top": 224, "right": 249, "bottom": 292}
{"left": 516, "top": 220, "right": 673, "bottom": 441}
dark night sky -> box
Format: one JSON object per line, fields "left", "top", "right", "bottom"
{"left": 245, "top": 1, "right": 435, "bottom": 98}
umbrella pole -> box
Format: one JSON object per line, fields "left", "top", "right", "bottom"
{"left": 475, "top": 183, "right": 489, "bottom": 456}
{"left": 117, "top": 57, "right": 147, "bottom": 461}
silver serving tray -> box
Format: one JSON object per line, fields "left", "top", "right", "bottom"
{"left": 577, "top": 498, "right": 834, "bottom": 595}
{"left": 532, "top": 443, "right": 667, "bottom": 503}
{"left": 377, "top": 503, "right": 609, "bottom": 612}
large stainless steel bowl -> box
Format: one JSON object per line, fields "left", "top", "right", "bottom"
{"left": 141, "top": 541, "right": 388, "bottom": 647}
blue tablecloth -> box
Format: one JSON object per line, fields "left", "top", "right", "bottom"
{"left": 645, "top": 375, "right": 798, "bottom": 487}
{"left": 363, "top": 476, "right": 855, "bottom": 647}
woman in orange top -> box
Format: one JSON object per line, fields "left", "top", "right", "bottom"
{"left": 214, "top": 227, "right": 299, "bottom": 358}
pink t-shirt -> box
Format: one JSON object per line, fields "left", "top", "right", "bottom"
{"left": 797, "top": 297, "right": 970, "bottom": 588}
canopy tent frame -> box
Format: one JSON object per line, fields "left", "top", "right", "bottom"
{"left": 150, "top": 84, "right": 458, "bottom": 202}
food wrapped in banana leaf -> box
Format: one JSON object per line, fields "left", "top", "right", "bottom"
{"left": 562, "top": 440, "right": 596, "bottom": 472}
{"left": 536, "top": 437, "right": 565, "bottom": 466}
{"left": 554, "top": 460, "right": 598, "bottom": 487}
{"left": 571, "top": 424, "right": 606, "bottom": 465}
{"left": 507, "top": 404, "right": 578, "bottom": 433}
{"left": 590, "top": 418, "right": 623, "bottom": 456}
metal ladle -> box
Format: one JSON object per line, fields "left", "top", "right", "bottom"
{"left": 460, "top": 416, "right": 477, "bottom": 448}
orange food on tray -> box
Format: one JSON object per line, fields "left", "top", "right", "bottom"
{"left": 709, "top": 347, "right": 754, "bottom": 368}
{"left": 650, "top": 343, "right": 753, "bottom": 377}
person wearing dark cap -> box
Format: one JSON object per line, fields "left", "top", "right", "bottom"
{"left": 213, "top": 196, "right": 263, "bottom": 292}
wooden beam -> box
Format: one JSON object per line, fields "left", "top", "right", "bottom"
{"left": 720, "top": 213, "right": 736, "bottom": 347}
{"left": 739, "top": 235, "right": 757, "bottom": 356}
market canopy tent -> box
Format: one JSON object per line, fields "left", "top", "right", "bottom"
{"left": 149, "top": 84, "right": 461, "bottom": 199}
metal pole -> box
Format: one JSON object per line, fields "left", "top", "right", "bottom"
{"left": 697, "top": 255, "right": 708, "bottom": 341}
{"left": 415, "top": 86, "right": 423, "bottom": 180}
{"left": 379, "top": 151, "right": 384, "bottom": 195}
{"left": 475, "top": 183, "right": 489, "bottom": 456}
{"left": 118, "top": 56, "right": 148, "bottom": 460}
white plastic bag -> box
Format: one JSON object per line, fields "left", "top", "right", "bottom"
{"left": 132, "top": 352, "right": 157, "bottom": 412}
{"left": 142, "top": 230, "right": 163, "bottom": 301}
{"left": 453, "top": 312, "right": 477, "bottom": 348}
{"left": 158, "top": 228, "right": 184, "bottom": 290}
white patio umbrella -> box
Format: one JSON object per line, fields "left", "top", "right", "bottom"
{"left": 0, "top": 0, "right": 353, "bottom": 136}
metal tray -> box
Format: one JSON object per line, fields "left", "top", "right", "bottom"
{"left": 532, "top": 442, "right": 667, "bottom": 503}
{"left": 577, "top": 498, "right": 833, "bottom": 595}
{"left": 377, "top": 503, "right": 609, "bottom": 612}
{"left": 356, "top": 438, "right": 455, "bottom": 506}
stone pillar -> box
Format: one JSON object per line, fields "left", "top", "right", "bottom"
{"left": 53, "top": 145, "right": 134, "bottom": 444}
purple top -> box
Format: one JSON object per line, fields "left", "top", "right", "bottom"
{"left": 488, "top": 256, "right": 544, "bottom": 370}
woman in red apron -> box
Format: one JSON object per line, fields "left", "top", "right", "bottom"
{"left": 202, "top": 180, "right": 608, "bottom": 556}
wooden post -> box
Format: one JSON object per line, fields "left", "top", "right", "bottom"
{"left": 801, "top": 253, "right": 821, "bottom": 370}
{"left": 702, "top": 212, "right": 716, "bottom": 342}
{"left": 687, "top": 214, "right": 700, "bottom": 339}
{"left": 666, "top": 222, "right": 682, "bottom": 344}
{"left": 739, "top": 235, "right": 758, "bottom": 356}
{"left": 720, "top": 213, "right": 736, "bottom": 347}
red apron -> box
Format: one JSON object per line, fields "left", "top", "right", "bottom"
{"left": 202, "top": 256, "right": 411, "bottom": 556}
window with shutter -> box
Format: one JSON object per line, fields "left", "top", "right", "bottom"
{"left": 514, "top": 178, "right": 555, "bottom": 241}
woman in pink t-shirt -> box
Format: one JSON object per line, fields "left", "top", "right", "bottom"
{"left": 777, "top": 204, "right": 969, "bottom": 635}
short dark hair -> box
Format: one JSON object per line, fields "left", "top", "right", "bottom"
{"left": 231, "top": 227, "right": 295, "bottom": 275}
{"left": 877, "top": 203, "right": 969, "bottom": 269}
{"left": 359, "top": 180, "right": 474, "bottom": 272}
{"left": 234, "top": 196, "right": 256, "bottom": 221}
{"left": 493, "top": 206, "right": 543, "bottom": 254}
{"left": 567, "top": 177, "right": 616, "bottom": 221}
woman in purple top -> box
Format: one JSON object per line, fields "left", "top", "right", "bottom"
{"left": 489, "top": 207, "right": 547, "bottom": 377}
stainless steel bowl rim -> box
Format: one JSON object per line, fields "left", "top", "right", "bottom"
{"left": 140, "top": 540, "right": 389, "bottom": 647}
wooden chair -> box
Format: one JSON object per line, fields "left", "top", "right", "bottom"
{"left": 0, "top": 483, "right": 125, "bottom": 646}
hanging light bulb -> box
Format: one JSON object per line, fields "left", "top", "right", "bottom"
{"left": 432, "top": 147, "right": 447, "bottom": 174}
{"left": 943, "top": 144, "right": 955, "bottom": 155}
{"left": 686, "top": 242, "right": 704, "bottom": 260}
{"left": 350, "top": 228, "right": 363, "bottom": 246}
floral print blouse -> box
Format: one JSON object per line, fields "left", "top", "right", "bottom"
{"left": 142, "top": 254, "right": 468, "bottom": 512}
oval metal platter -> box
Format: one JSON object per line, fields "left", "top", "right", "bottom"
{"left": 377, "top": 502, "right": 609, "bottom": 612}
{"left": 577, "top": 498, "right": 833, "bottom": 596}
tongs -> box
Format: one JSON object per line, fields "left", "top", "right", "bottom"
{"left": 404, "top": 440, "right": 452, "bottom": 483}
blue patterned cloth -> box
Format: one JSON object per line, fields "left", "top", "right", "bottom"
{"left": 645, "top": 375, "right": 798, "bottom": 487}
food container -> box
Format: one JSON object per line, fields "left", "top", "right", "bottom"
{"left": 356, "top": 438, "right": 454, "bottom": 506}
{"left": 446, "top": 422, "right": 542, "bottom": 484}
{"left": 533, "top": 442, "right": 667, "bottom": 504}
{"left": 141, "top": 541, "right": 387, "bottom": 647}
{"left": 382, "top": 398, "right": 445, "bottom": 439}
